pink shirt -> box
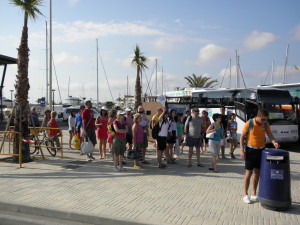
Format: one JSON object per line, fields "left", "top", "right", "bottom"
{"left": 113, "top": 120, "right": 126, "bottom": 138}
{"left": 133, "top": 123, "right": 144, "bottom": 143}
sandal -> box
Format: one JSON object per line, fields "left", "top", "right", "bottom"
{"left": 158, "top": 164, "right": 166, "bottom": 169}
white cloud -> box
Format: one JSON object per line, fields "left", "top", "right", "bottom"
{"left": 197, "top": 44, "right": 231, "bottom": 65}
{"left": 53, "top": 52, "right": 85, "bottom": 64}
{"left": 244, "top": 30, "right": 278, "bottom": 50}
{"left": 51, "top": 21, "right": 164, "bottom": 43}
{"left": 68, "top": 0, "right": 80, "bottom": 6}
{"left": 291, "top": 23, "right": 300, "bottom": 40}
{"left": 152, "top": 35, "right": 187, "bottom": 51}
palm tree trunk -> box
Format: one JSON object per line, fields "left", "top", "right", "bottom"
{"left": 13, "top": 18, "right": 31, "bottom": 163}
{"left": 135, "top": 68, "right": 142, "bottom": 110}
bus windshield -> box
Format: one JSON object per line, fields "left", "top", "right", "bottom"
{"left": 257, "top": 89, "right": 291, "bottom": 104}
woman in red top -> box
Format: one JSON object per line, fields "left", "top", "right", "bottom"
{"left": 95, "top": 106, "right": 109, "bottom": 159}
{"left": 48, "top": 111, "right": 61, "bottom": 148}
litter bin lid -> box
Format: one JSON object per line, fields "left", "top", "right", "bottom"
{"left": 263, "top": 149, "right": 289, "bottom": 156}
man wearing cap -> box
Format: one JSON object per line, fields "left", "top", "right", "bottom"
{"left": 125, "top": 108, "right": 134, "bottom": 151}
{"left": 82, "top": 101, "right": 96, "bottom": 161}
{"left": 137, "top": 106, "right": 150, "bottom": 164}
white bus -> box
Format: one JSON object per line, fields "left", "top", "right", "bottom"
{"left": 190, "top": 88, "right": 298, "bottom": 144}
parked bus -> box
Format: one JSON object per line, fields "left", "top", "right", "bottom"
{"left": 191, "top": 88, "right": 298, "bottom": 143}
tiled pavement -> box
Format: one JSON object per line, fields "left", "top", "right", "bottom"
{"left": 0, "top": 130, "right": 299, "bottom": 224}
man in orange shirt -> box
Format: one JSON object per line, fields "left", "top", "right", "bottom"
{"left": 240, "top": 109, "right": 280, "bottom": 204}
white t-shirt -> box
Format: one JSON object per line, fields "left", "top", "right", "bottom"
{"left": 68, "top": 116, "right": 76, "bottom": 131}
{"left": 158, "top": 121, "right": 170, "bottom": 137}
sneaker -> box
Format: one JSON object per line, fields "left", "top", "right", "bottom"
{"left": 243, "top": 195, "right": 251, "bottom": 204}
{"left": 250, "top": 195, "right": 258, "bottom": 201}
{"left": 113, "top": 167, "right": 120, "bottom": 172}
{"left": 86, "top": 156, "right": 92, "bottom": 162}
{"left": 133, "top": 165, "right": 143, "bottom": 169}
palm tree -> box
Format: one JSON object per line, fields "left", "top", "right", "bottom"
{"left": 131, "top": 44, "right": 148, "bottom": 110}
{"left": 11, "top": 0, "right": 44, "bottom": 163}
{"left": 184, "top": 74, "right": 218, "bottom": 88}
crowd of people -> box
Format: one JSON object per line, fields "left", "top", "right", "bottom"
{"left": 57, "top": 101, "right": 243, "bottom": 172}
{"left": 33, "top": 102, "right": 280, "bottom": 203}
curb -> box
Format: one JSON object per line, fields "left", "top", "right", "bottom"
{"left": 0, "top": 201, "right": 144, "bottom": 225}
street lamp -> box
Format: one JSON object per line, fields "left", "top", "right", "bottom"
{"left": 10, "top": 90, "right": 13, "bottom": 108}
{"left": 52, "top": 89, "right": 55, "bottom": 111}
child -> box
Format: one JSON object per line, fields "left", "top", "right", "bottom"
{"left": 174, "top": 113, "right": 184, "bottom": 157}
{"left": 131, "top": 113, "right": 143, "bottom": 169}
{"left": 227, "top": 113, "right": 238, "bottom": 159}
{"left": 48, "top": 111, "right": 61, "bottom": 148}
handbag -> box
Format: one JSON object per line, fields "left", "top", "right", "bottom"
{"left": 206, "top": 131, "right": 215, "bottom": 139}
{"left": 81, "top": 137, "right": 95, "bottom": 154}
{"left": 127, "top": 149, "right": 142, "bottom": 160}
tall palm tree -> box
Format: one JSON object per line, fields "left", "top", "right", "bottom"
{"left": 184, "top": 74, "right": 218, "bottom": 88}
{"left": 11, "top": 0, "right": 44, "bottom": 162}
{"left": 131, "top": 44, "right": 148, "bottom": 110}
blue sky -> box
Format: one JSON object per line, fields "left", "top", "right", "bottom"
{"left": 1, "top": 0, "right": 300, "bottom": 104}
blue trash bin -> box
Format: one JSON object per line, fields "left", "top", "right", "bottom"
{"left": 258, "top": 149, "right": 291, "bottom": 211}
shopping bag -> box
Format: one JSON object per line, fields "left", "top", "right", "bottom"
{"left": 81, "top": 137, "right": 95, "bottom": 154}
{"left": 73, "top": 134, "right": 80, "bottom": 150}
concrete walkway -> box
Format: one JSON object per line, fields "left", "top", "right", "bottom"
{"left": 0, "top": 130, "right": 299, "bottom": 224}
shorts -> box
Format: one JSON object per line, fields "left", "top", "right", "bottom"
{"left": 157, "top": 136, "right": 167, "bottom": 151}
{"left": 221, "top": 138, "right": 227, "bottom": 146}
{"left": 167, "top": 130, "right": 176, "bottom": 144}
{"left": 112, "top": 136, "right": 126, "bottom": 156}
{"left": 126, "top": 133, "right": 133, "bottom": 144}
{"left": 186, "top": 135, "right": 202, "bottom": 148}
{"left": 209, "top": 140, "right": 221, "bottom": 156}
{"left": 245, "top": 146, "right": 264, "bottom": 170}
{"left": 228, "top": 133, "right": 237, "bottom": 140}
{"left": 201, "top": 133, "right": 209, "bottom": 144}
{"left": 85, "top": 128, "right": 97, "bottom": 146}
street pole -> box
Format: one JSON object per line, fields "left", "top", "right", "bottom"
{"left": 10, "top": 90, "right": 13, "bottom": 107}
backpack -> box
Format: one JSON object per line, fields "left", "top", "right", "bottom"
{"left": 185, "top": 116, "right": 193, "bottom": 133}
{"left": 248, "top": 118, "right": 267, "bottom": 133}
{"left": 151, "top": 122, "right": 161, "bottom": 139}
{"left": 107, "top": 124, "right": 115, "bottom": 136}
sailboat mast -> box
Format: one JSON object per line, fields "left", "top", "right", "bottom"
{"left": 45, "top": 21, "right": 48, "bottom": 105}
{"left": 155, "top": 59, "right": 157, "bottom": 96}
{"left": 49, "top": 0, "right": 53, "bottom": 110}
{"left": 283, "top": 44, "right": 289, "bottom": 84}
{"left": 229, "top": 58, "right": 231, "bottom": 88}
{"left": 271, "top": 61, "right": 274, "bottom": 85}
{"left": 96, "top": 39, "right": 99, "bottom": 106}
{"left": 161, "top": 67, "right": 164, "bottom": 95}
{"left": 68, "top": 76, "right": 70, "bottom": 97}
{"left": 235, "top": 50, "right": 240, "bottom": 88}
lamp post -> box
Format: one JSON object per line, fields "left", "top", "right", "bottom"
{"left": 52, "top": 89, "right": 55, "bottom": 111}
{"left": 10, "top": 90, "right": 13, "bottom": 107}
